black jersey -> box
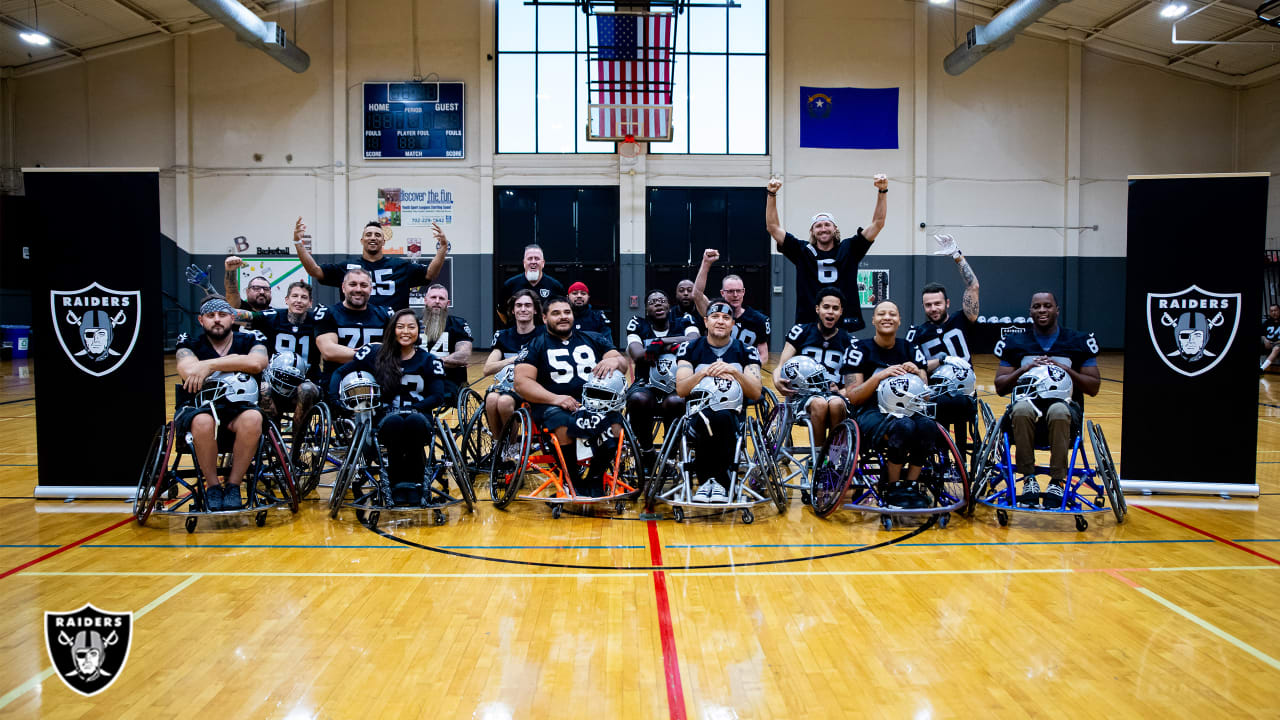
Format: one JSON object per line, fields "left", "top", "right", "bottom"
{"left": 626, "top": 314, "right": 700, "bottom": 377}
{"left": 420, "top": 315, "right": 473, "bottom": 389}
{"left": 500, "top": 273, "right": 566, "bottom": 323}
{"left": 995, "top": 326, "right": 1099, "bottom": 406}
{"left": 331, "top": 344, "right": 447, "bottom": 412}
{"left": 492, "top": 325, "right": 543, "bottom": 358}
{"left": 783, "top": 323, "right": 858, "bottom": 387}
{"left": 780, "top": 230, "right": 873, "bottom": 332}
{"left": 314, "top": 303, "right": 395, "bottom": 373}
{"left": 906, "top": 311, "right": 974, "bottom": 366}
{"left": 675, "top": 337, "right": 762, "bottom": 374}
{"left": 572, "top": 304, "right": 612, "bottom": 341}
{"left": 516, "top": 330, "right": 616, "bottom": 399}
{"left": 318, "top": 255, "right": 434, "bottom": 311}
{"left": 847, "top": 337, "right": 915, "bottom": 409}
{"left": 1265, "top": 318, "right": 1280, "bottom": 343}
{"left": 247, "top": 309, "right": 319, "bottom": 380}
{"left": 730, "top": 306, "right": 772, "bottom": 350}
{"left": 674, "top": 304, "right": 706, "bottom": 336}
{"left": 174, "top": 330, "right": 265, "bottom": 406}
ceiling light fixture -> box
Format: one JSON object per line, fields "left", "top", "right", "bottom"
{"left": 20, "top": 0, "right": 51, "bottom": 46}
{"left": 1160, "top": 3, "right": 1189, "bottom": 19}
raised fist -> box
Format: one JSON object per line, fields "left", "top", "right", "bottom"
{"left": 702, "top": 248, "right": 721, "bottom": 264}
{"left": 225, "top": 256, "right": 243, "bottom": 271}
{"left": 767, "top": 177, "right": 782, "bottom": 194}
{"left": 873, "top": 174, "right": 888, "bottom": 191}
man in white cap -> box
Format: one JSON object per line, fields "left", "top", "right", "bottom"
{"left": 767, "top": 174, "right": 888, "bottom": 332}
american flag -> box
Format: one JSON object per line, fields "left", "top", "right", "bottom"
{"left": 592, "top": 12, "right": 675, "bottom": 140}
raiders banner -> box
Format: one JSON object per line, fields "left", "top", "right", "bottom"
{"left": 1123, "top": 173, "right": 1269, "bottom": 496}
{"left": 24, "top": 169, "right": 164, "bottom": 497}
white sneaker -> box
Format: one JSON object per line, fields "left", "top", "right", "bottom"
{"left": 708, "top": 482, "right": 729, "bottom": 503}
{"left": 693, "top": 483, "right": 714, "bottom": 502}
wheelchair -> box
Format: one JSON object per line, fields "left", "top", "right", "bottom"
{"left": 971, "top": 400, "right": 1125, "bottom": 531}
{"left": 644, "top": 381, "right": 788, "bottom": 524}
{"left": 763, "top": 391, "right": 823, "bottom": 505}
{"left": 134, "top": 389, "right": 299, "bottom": 534}
{"left": 460, "top": 369, "right": 514, "bottom": 481}
{"left": 488, "top": 403, "right": 648, "bottom": 519}
{"left": 327, "top": 374, "right": 475, "bottom": 527}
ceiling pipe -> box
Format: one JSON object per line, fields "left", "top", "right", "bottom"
{"left": 185, "top": 0, "right": 310, "bottom": 73}
{"left": 944, "top": 0, "right": 1074, "bottom": 75}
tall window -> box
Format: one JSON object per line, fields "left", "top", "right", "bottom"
{"left": 496, "top": 0, "right": 767, "bottom": 154}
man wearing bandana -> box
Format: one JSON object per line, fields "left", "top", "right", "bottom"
{"left": 497, "top": 244, "right": 566, "bottom": 327}
{"left": 766, "top": 174, "right": 889, "bottom": 333}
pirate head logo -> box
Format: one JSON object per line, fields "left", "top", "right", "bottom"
{"left": 45, "top": 604, "right": 132, "bottom": 697}
{"left": 885, "top": 376, "right": 912, "bottom": 397}
{"left": 1146, "top": 285, "right": 1240, "bottom": 378}
{"left": 712, "top": 376, "right": 735, "bottom": 392}
{"left": 50, "top": 283, "right": 141, "bottom": 378}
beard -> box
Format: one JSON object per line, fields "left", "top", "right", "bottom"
{"left": 248, "top": 295, "right": 272, "bottom": 311}
{"left": 525, "top": 269, "right": 542, "bottom": 284}
{"left": 422, "top": 307, "right": 448, "bottom": 344}
{"left": 205, "top": 324, "right": 231, "bottom": 342}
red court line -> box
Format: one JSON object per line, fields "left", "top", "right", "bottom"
{"left": 1135, "top": 505, "right": 1280, "bottom": 566}
{"left": 0, "top": 516, "right": 133, "bottom": 581}
{"left": 647, "top": 520, "right": 687, "bottom": 720}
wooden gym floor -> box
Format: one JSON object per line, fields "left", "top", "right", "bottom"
{"left": 1, "top": 353, "right": 1279, "bottom": 718}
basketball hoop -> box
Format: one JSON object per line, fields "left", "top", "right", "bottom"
{"left": 619, "top": 135, "right": 639, "bottom": 159}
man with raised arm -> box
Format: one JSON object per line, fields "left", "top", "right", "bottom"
{"left": 292, "top": 216, "right": 448, "bottom": 311}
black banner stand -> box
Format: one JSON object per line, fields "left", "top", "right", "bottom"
{"left": 24, "top": 168, "right": 164, "bottom": 499}
{"left": 1123, "top": 172, "right": 1270, "bottom": 496}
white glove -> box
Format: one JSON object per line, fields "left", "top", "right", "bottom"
{"left": 943, "top": 356, "right": 971, "bottom": 370}
{"left": 933, "top": 233, "right": 962, "bottom": 259}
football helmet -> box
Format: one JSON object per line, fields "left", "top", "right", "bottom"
{"left": 265, "top": 351, "right": 309, "bottom": 398}
{"left": 780, "top": 355, "right": 829, "bottom": 395}
{"left": 582, "top": 369, "right": 627, "bottom": 414}
{"left": 1013, "top": 364, "right": 1073, "bottom": 403}
{"left": 686, "top": 375, "right": 744, "bottom": 415}
{"left": 929, "top": 357, "right": 976, "bottom": 398}
{"left": 197, "top": 371, "right": 259, "bottom": 408}
{"left": 489, "top": 364, "right": 516, "bottom": 393}
{"left": 648, "top": 353, "right": 678, "bottom": 393}
{"left": 877, "top": 374, "right": 935, "bottom": 419}
{"left": 339, "top": 371, "right": 381, "bottom": 412}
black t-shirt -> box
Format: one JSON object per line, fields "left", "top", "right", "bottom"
{"left": 847, "top": 337, "right": 915, "bottom": 409}
{"left": 906, "top": 311, "right": 974, "bottom": 367}
{"left": 500, "top": 273, "right": 566, "bottom": 324}
{"left": 573, "top": 304, "right": 612, "bottom": 342}
{"left": 730, "top": 306, "right": 772, "bottom": 350}
{"left": 516, "top": 330, "right": 616, "bottom": 400}
{"left": 314, "top": 303, "right": 395, "bottom": 374}
{"left": 492, "top": 326, "right": 543, "bottom": 358}
{"left": 780, "top": 230, "right": 873, "bottom": 331}
{"left": 420, "top": 315, "right": 473, "bottom": 389}
{"left": 318, "top": 256, "right": 433, "bottom": 311}
{"left": 247, "top": 308, "right": 319, "bottom": 380}
{"left": 783, "top": 323, "right": 858, "bottom": 387}
{"left": 995, "top": 326, "right": 1099, "bottom": 408}
{"left": 626, "top": 314, "right": 700, "bottom": 378}
{"left": 1264, "top": 318, "right": 1280, "bottom": 342}
{"left": 331, "top": 344, "right": 447, "bottom": 413}
{"left": 174, "top": 330, "right": 265, "bottom": 406}
{"left": 675, "top": 337, "right": 762, "bottom": 374}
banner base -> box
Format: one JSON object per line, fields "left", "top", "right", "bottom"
{"left": 33, "top": 486, "right": 136, "bottom": 500}
{"left": 1119, "top": 480, "right": 1259, "bottom": 498}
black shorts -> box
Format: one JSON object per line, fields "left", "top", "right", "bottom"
{"left": 530, "top": 405, "right": 623, "bottom": 446}
{"left": 174, "top": 404, "right": 257, "bottom": 452}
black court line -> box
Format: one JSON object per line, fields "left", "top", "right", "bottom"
{"left": 370, "top": 516, "right": 935, "bottom": 571}
{"left": 0, "top": 397, "right": 33, "bottom": 406}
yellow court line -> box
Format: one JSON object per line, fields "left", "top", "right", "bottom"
{"left": 1131, "top": 585, "right": 1280, "bottom": 672}
{"left": 0, "top": 574, "right": 202, "bottom": 711}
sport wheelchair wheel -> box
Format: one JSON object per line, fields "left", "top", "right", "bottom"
{"left": 292, "top": 403, "right": 331, "bottom": 499}
{"left": 456, "top": 387, "right": 482, "bottom": 429}
{"left": 434, "top": 419, "right": 476, "bottom": 512}
{"left": 1088, "top": 420, "right": 1126, "bottom": 523}
{"left": 329, "top": 420, "right": 369, "bottom": 518}
{"left": 490, "top": 407, "right": 533, "bottom": 510}
{"left": 134, "top": 424, "right": 174, "bottom": 525}
{"left": 810, "top": 420, "right": 859, "bottom": 518}
{"left": 260, "top": 420, "right": 301, "bottom": 513}
{"left": 461, "top": 404, "right": 495, "bottom": 479}
{"left": 746, "top": 416, "right": 788, "bottom": 514}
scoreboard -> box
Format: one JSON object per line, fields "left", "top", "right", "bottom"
{"left": 362, "top": 81, "right": 465, "bottom": 159}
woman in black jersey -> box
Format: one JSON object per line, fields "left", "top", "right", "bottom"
{"left": 331, "top": 309, "right": 447, "bottom": 504}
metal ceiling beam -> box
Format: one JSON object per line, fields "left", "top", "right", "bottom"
{"left": 1080, "top": 0, "right": 1150, "bottom": 42}
{"left": 101, "top": 0, "right": 174, "bottom": 35}
{"left": 0, "top": 13, "right": 82, "bottom": 60}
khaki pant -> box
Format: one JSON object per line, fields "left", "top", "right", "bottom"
{"left": 1011, "top": 400, "right": 1072, "bottom": 482}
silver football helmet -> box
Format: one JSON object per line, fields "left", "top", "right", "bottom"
{"left": 648, "top": 353, "right": 678, "bottom": 393}
{"left": 582, "top": 369, "right": 627, "bottom": 414}
{"left": 339, "top": 371, "right": 381, "bottom": 412}
{"left": 265, "top": 351, "right": 308, "bottom": 398}
{"left": 1013, "top": 364, "right": 1073, "bottom": 403}
{"left": 197, "top": 371, "right": 260, "bottom": 408}
{"left": 929, "top": 357, "right": 976, "bottom": 398}
{"left": 489, "top": 364, "right": 516, "bottom": 393}
{"left": 877, "top": 374, "right": 935, "bottom": 419}
{"left": 780, "top": 355, "right": 829, "bottom": 395}
{"left": 686, "top": 375, "right": 744, "bottom": 415}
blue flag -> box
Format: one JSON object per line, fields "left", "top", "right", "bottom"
{"left": 799, "top": 86, "right": 899, "bottom": 150}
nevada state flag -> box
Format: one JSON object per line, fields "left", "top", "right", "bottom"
{"left": 800, "top": 86, "right": 899, "bottom": 150}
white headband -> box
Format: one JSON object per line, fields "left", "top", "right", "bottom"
{"left": 810, "top": 212, "right": 838, "bottom": 228}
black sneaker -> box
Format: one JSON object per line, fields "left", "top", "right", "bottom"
{"left": 203, "top": 484, "right": 223, "bottom": 512}
{"left": 1041, "top": 482, "right": 1065, "bottom": 510}
{"left": 222, "top": 484, "right": 243, "bottom": 510}
{"left": 1017, "top": 477, "right": 1041, "bottom": 508}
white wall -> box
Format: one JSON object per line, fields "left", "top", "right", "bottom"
{"left": 2, "top": 0, "right": 1266, "bottom": 262}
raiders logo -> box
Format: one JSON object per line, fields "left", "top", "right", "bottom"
{"left": 886, "top": 376, "right": 911, "bottom": 396}
{"left": 712, "top": 377, "right": 735, "bottom": 392}
{"left": 1145, "top": 285, "right": 1240, "bottom": 378}
{"left": 45, "top": 604, "right": 133, "bottom": 697}
{"left": 50, "top": 283, "right": 141, "bottom": 378}
{"left": 999, "top": 325, "right": 1026, "bottom": 340}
